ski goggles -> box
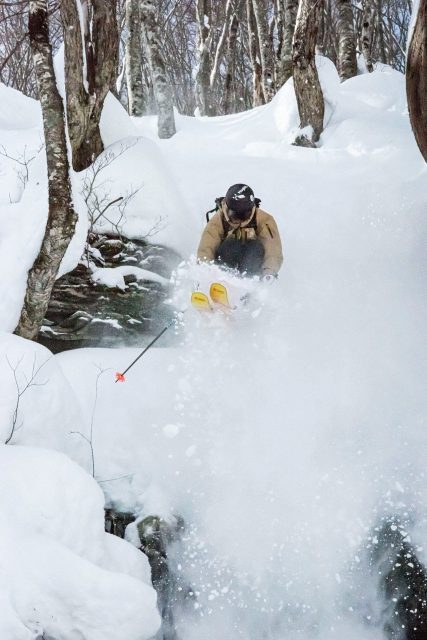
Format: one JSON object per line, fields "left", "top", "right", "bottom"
{"left": 226, "top": 205, "right": 253, "bottom": 222}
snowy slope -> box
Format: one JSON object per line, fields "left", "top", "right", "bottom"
{"left": 1, "top": 57, "right": 427, "bottom": 640}
{"left": 55, "top": 62, "right": 426, "bottom": 639}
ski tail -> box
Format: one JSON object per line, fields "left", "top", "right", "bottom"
{"left": 191, "top": 291, "right": 212, "bottom": 312}
{"left": 209, "top": 283, "right": 231, "bottom": 308}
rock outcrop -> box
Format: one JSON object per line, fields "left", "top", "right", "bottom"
{"left": 38, "top": 234, "right": 181, "bottom": 353}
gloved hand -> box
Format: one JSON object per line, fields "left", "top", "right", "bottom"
{"left": 262, "top": 274, "right": 276, "bottom": 284}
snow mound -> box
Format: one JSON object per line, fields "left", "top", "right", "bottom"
{"left": 0, "top": 333, "right": 90, "bottom": 463}
{"left": 0, "top": 83, "right": 40, "bottom": 130}
{"left": 0, "top": 444, "right": 160, "bottom": 640}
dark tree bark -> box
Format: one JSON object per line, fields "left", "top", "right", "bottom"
{"left": 292, "top": 0, "right": 325, "bottom": 147}
{"left": 376, "top": 0, "right": 387, "bottom": 64}
{"left": 277, "top": 0, "right": 298, "bottom": 87}
{"left": 362, "top": 0, "right": 375, "bottom": 72}
{"left": 223, "top": 13, "right": 240, "bottom": 114}
{"left": 406, "top": 1, "right": 427, "bottom": 162}
{"left": 195, "top": 0, "right": 214, "bottom": 116}
{"left": 252, "top": 0, "right": 275, "bottom": 102}
{"left": 247, "top": 0, "right": 264, "bottom": 106}
{"left": 125, "top": 0, "right": 145, "bottom": 116}
{"left": 141, "top": 0, "right": 176, "bottom": 137}
{"left": 15, "top": 0, "right": 77, "bottom": 340}
{"left": 275, "top": 0, "right": 284, "bottom": 62}
{"left": 60, "top": 0, "right": 119, "bottom": 172}
{"left": 210, "top": 0, "right": 234, "bottom": 93}
{"left": 336, "top": 0, "right": 357, "bottom": 81}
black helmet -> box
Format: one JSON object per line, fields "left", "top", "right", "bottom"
{"left": 225, "top": 184, "right": 255, "bottom": 221}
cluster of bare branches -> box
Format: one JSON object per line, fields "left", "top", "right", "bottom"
{"left": 82, "top": 143, "right": 138, "bottom": 238}
{"left": 0, "top": 1, "right": 414, "bottom": 117}
{"left": 0, "top": 0, "right": 62, "bottom": 96}
{"left": 0, "top": 142, "right": 44, "bottom": 201}
{"left": 5, "top": 353, "right": 50, "bottom": 444}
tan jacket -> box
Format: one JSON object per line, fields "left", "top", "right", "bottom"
{"left": 197, "top": 203, "right": 283, "bottom": 276}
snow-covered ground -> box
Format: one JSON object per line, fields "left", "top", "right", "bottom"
{"left": 1, "top": 56, "right": 427, "bottom": 639}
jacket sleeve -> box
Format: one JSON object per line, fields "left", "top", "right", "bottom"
{"left": 257, "top": 214, "right": 283, "bottom": 276}
{"left": 197, "top": 213, "right": 224, "bottom": 262}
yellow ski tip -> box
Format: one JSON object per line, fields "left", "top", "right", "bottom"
{"left": 210, "top": 282, "right": 230, "bottom": 308}
{"left": 191, "top": 291, "right": 211, "bottom": 311}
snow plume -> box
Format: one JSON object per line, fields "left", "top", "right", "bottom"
{"left": 58, "top": 61, "right": 427, "bottom": 638}
{"left": 58, "top": 230, "right": 427, "bottom": 639}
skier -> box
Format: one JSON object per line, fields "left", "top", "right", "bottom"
{"left": 197, "top": 184, "right": 283, "bottom": 280}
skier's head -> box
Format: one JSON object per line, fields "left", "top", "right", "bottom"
{"left": 225, "top": 184, "right": 255, "bottom": 221}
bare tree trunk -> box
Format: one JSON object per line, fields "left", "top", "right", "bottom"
{"left": 60, "top": 0, "right": 119, "bottom": 172}
{"left": 195, "top": 0, "right": 214, "bottom": 116}
{"left": 362, "top": 0, "right": 375, "bottom": 72}
{"left": 317, "top": 0, "right": 326, "bottom": 55}
{"left": 277, "top": 0, "right": 298, "bottom": 87}
{"left": 336, "top": 0, "right": 357, "bottom": 81}
{"left": 251, "top": 0, "right": 275, "bottom": 102}
{"left": 247, "top": 0, "right": 264, "bottom": 106}
{"left": 376, "top": 0, "right": 387, "bottom": 64}
{"left": 223, "top": 13, "right": 240, "bottom": 114}
{"left": 125, "top": 0, "right": 144, "bottom": 116}
{"left": 141, "top": 0, "right": 176, "bottom": 137}
{"left": 406, "top": 0, "right": 427, "bottom": 162}
{"left": 292, "top": 0, "right": 325, "bottom": 147}
{"left": 15, "top": 0, "right": 77, "bottom": 340}
{"left": 275, "top": 0, "right": 284, "bottom": 62}
{"left": 210, "top": 0, "right": 234, "bottom": 92}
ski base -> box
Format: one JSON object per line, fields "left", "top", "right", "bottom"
{"left": 209, "top": 283, "right": 232, "bottom": 308}
{"left": 191, "top": 283, "right": 234, "bottom": 314}
{"left": 191, "top": 291, "right": 212, "bottom": 312}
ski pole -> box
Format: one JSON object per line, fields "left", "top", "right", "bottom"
{"left": 115, "top": 315, "right": 181, "bottom": 382}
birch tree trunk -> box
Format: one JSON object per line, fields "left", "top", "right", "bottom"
{"left": 223, "top": 13, "right": 240, "bottom": 114}
{"left": 406, "top": 0, "right": 427, "bottom": 162}
{"left": 292, "top": 0, "right": 325, "bottom": 147}
{"left": 247, "top": 0, "right": 264, "bottom": 106}
{"left": 362, "top": 0, "right": 375, "bottom": 72}
{"left": 15, "top": 0, "right": 77, "bottom": 340}
{"left": 210, "top": 0, "right": 234, "bottom": 92}
{"left": 251, "top": 0, "right": 275, "bottom": 102}
{"left": 275, "top": 0, "right": 284, "bottom": 63}
{"left": 336, "top": 0, "right": 357, "bottom": 81}
{"left": 195, "top": 0, "right": 214, "bottom": 116}
{"left": 60, "top": 0, "right": 119, "bottom": 172}
{"left": 277, "top": 0, "right": 298, "bottom": 87}
{"left": 141, "top": 0, "right": 176, "bottom": 137}
{"left": 376, "top": 0, "right": 387, "bottom": 64}
{"left": 125, "top": 0, "right": 145, "bottom": 116}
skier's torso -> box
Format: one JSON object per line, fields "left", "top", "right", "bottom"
{"left": 197, "top": 204, "right": 283, "bottom": 276}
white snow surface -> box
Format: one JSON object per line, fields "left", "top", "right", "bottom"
{"left": 0, "top": 443, "right": 160, "bottom": 640}
{"left": 1, "top": 57, "right": 427, "bottom": 639}
{"left": 91, "top": 265, "right": 169, "bottom": 290}
{"left": 0, "top": 332, "right": 160, "bottom": 639}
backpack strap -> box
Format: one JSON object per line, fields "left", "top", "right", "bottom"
{"left": 206, "top": 197, "right": 224, "bottom": 222}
